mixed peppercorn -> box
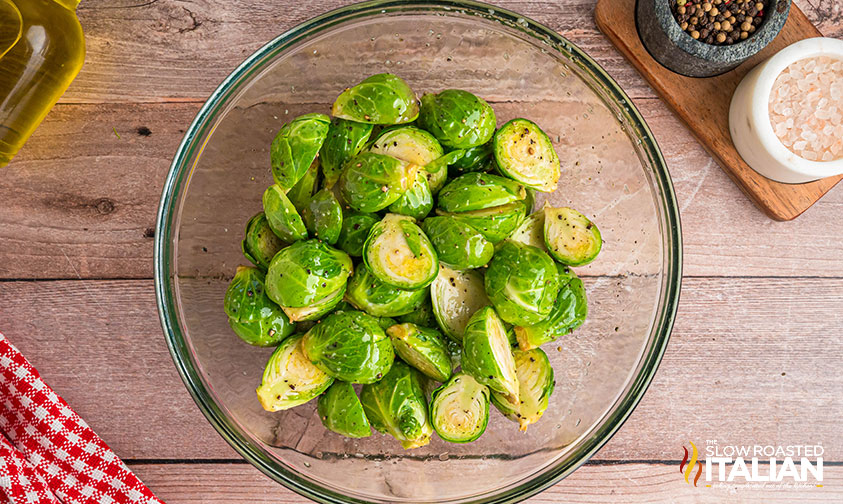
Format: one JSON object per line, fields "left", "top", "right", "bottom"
{"left": 671, "top": 0, "right": 768, "bottom": 46}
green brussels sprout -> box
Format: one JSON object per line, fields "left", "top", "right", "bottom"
{"left": 317, "top": 381, "right": 372, "bottom": 438}
{"left": 484, "top": 240, "right": 560, "bottom": 326}
{"left": 417, "top": 90, "right": 496, "bottom": 149}
{"left": 396, "top": 298, "right": 437, "bottom": 328}
{"left": 425, "top": 149, "right": 465, "bottom": 175}
{"left": 332, "top": 73, "right": 419, "bottom": 124}
{"left": 421, "top": 216, "right": 494, "bottom": 270}
{"left": 363, "top": 214, "right": 439, "bottom": 289}
{"left": 320, "top": 118, "right": 374, "bottom": 187}
{"left": 369, "top": 126, "right": 444, "bottom": 167}
{"left": 280, "top": 283, "right": 346, "bottom": 322}
{"left": 301, "top": 189, "right": 343, "bottom": 245}
{"left": 445, "top": 200, "right": 528, "bottom": 243}
{"left": 345, "top": 264, "right": 427, "bottom": 317}
{"left": 388, "top": 174, "right": 433, "bottom": 220}
{"left": 515, "top": 272, "right": 587, "bottom": 351}
{"left": 543, "top": 207, "right": 602, "bottom": 266}
{"left": 448, "top": 142, "right": 495, "bottom": 176}
{"left": 302, "top": 310, "right": 394, "bottom": 384}
{"left": 424, "top": 160, "right": 450, "bottom": 195}
{"left": 386, "top": 323, "right": 452, "bottom": 382}
{"left": 271, "top": 113, "right": 331, "bottom": 190}
{"left": 375, "top": 316, "right": 398, "bottom": 331}
{"left": 360, "top": 360, "right": 433, "bottom": 449}
{"left": 430, "top": 373, "right": 490, "bottom": 443}
{"left": 494, "top": 118, "right": 560, "bottom": 193}
{"left": 241, "top": 212, "right": 286, "bottom": 272}
{"left": 286, "top": 159, "right": 321, "bottom": 213}
{"left": 265, "top": 240, "right": 352, "bottom": 308}
{"left": 430, "top": 265, "right": 489, "bottom": 341}
{"left": 460, "top": 306, "right": 520, "bottom": 402}
{"left": 508, "top": 209, "right": 546, "bottom": 250}
{"left": 263, "top": 185, "right": 308, "bottom": 242}
{"left": 490, "top": 348, "right": 554, "bottom": 431}
{"left": 437, "top": 172, "right": 526, "bottom": 213}
{"left": 336, "top": 211, "right": 379, "bottom": 257}
{"left": 257, "top": 334, "right": 334, "bottom": 411}
{"left": 224, "top": 266, "right": 295, "bottom": 346}
{"left": 338, "top": 152, "right": 417, "bottom": 213}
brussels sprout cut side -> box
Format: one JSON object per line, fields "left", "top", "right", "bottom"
{"left": 544, "top": 207, "right": 603, "bottom": 266}
{"left": 491, "top": 348, "right": 555, "bottom": 431}
{"left": 318, "top": 381, "right": 372, "bottom": 438}
{"left": 418, "top": 89, "right": 496, "bottom": 149}
{"left": 241, "top": 212, "right": 286, "bottom": 272}
{"left": 461, "top": 306, "right": 520, "bottom": 402}
{"left": 386, "top": 323, "right": 452, "bottom": 382}
{"left": 430, "top": 265, "right": 490, "bottom": 341}
{"left": 361, "top": 361, "right": 433, "bottom": 449}
{"left": 345, "top": 265, "right": 427, "bottom": 318}
{"left": 263, "top": 185, "right": 308, "bottom": 243}
{"left": 332, "top": 73, "right": 420, "bottom": 124}
{"left": 430, "top": 373, "right": 490, "bottom": 443}
{"left": 485, "top": 240, "right": 560, "bottom": 326}
{"left": 339, "top": 152, "right": 417, "bottom": 213}
{"left": 265, "top": 240, "right": 352, "bottom": 308}
{"left": 224, "top": 266, "right": 295, "bottom": 347}
{"left": 508, "top": 209, "right": 546, "bottom": 251}
{"left": 271, "top": 113, "right": 331, "bottom": 190}
{"left": 257, "top": 335, "right": 334, "bottom": 411}
{"left": 494, "top": 118, "right": 561, "bottom": 193}
{"left": 515, "top": 273, "right": 587, "bottom": 351}
{"left": 363, "top": 214, "right": 439, "bottom": 290}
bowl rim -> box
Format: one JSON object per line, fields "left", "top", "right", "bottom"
{"left": 154, "top": 1, "right": 683, "bottom": 502}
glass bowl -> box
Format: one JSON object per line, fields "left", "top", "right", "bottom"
{"left": 154, "top": 1, "right": 682, "bottom": 502}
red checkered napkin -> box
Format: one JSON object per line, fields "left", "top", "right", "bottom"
{"left": 0, "top": 333, "right": 166, "bottom": 504}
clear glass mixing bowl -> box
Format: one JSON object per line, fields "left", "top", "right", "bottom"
{"left": 154, "top": 1, "right": 682, "bottom": 502}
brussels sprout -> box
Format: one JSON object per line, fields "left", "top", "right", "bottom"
{"left": 449, "top": 142, "right": 495, "bottom": 176}
{"left": 363, "top": 214, "right": 439, "bottom": 290}
{"left": 508, "top": 209, "right": 546, "bottom": 250}
{"left": 336, "top": 211, "right": 379, "bottom": 257}
{"left": 430, "top": 265, "right": 489, "bottom": 341}
{"left": 417, "top": 90, "right": 496, "bottom": 149}
{"left": 301, "top": 189, "right": 343, "bottom": 245}
{"left": 430, "top": 373, "right": 490, "bottom": 443}
{"left": 424, "top": 160, "right": 450, "bottom": 195}
{"left": 271, "top": 113, "right": 331, "bottom": 190}
{"left": 460, "top": 306, "right": 519, "bottom": 401}
{"left": 388, "top": 174, "right": 434, "bottom": 220}
{"left": 257, "top": 334, "right": 334, "bottom": 411}
{"left": 386, "top": 323, "right": 452, "bottom": 382}
{"left": 241, "top": 212, "right": 286, "bottom": 272}
{"left": 280, "top": 283, "right": 346, "bottom": 322}
{"left": 265, "top": 240, "right": 352, "bottom": 308}
{"left": 437, "top": 172, "right": 526, "bottom": 214}
{"left": 421, "top": 216, "right": 494, "bottom": 270}
{"left": 302, "top": 310, "right": 394, "bottom": 384}
{"left": 263, "top": 185, "right": 308, "bottom": 242}
{"left": 484, "top": 240, "right": 560, "bottom": 326}
{"left": 332, "top": 73, "right": 419, "bottom": 124}
{"left": 317, "top": 381, "right": 372, "bottom": 438}
{"left": 396, "top": 298, "right": 437, "bottom": 328}
{"left": 544, "top": 207, "right": 602, "bottom": 266}
{"left": 320, "top": 118, "right": 374, "bottom": 187}
{"left": 224, "top": 266, "right": 295, "bottom": 346}
{"left": 445, "top": 200, "right": 528, "bottom": 243}
{"left": 375, "top": 316, "right": 398, "bottom": 331}
{"left": 345, "top": 265, "right": 428, "bottom": 317}
{"left": 369, "top": 126, "right": 444, "bottom": 167}
{"left": 360, "top": 360, "right": 433, "bottom": 449}
{"left": 425, "top": 149, "right": 466, "bottom": 175}
{"left": 515, "top": 272, "right": 587, "bottom": 351}
{"left": 490, "top": 348, "right": 554, "bottom": 431}
{"left": 494, "top": 118, "right": 560, "bottom": 193}
{"left": 287, "top": 159, "right": 321, "bottom": 214}
{"left": 338, "top": 152, "right": 417, "bottom": 213}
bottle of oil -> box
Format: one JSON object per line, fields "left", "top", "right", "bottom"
{"left": 0, "top": 0, "right": 85, "bottom": 167}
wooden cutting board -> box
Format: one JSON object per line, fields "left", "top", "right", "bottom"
{"left": 595, "top": 0, "right": 841, "bottom": 221}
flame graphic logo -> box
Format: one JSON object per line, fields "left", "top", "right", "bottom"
{"left": 679, "top": 441, "right": 703, "bottom": 486}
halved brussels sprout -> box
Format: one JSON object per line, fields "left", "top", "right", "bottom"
{"left": 280, "top": 283, "right": 346, "bottom": 322}
{"left": 271, "top": 113, "right": 331, "bottom": 190}
{"left": 363, "top": 214, "right": 439, "bottom": 290}
{"left": 445, "top": 200, "right": 528, "bottom": 243}
{"left": 336, "top": 211, "right": 379, "bottom": 257}
{"left": 461, "top": 306, "right": 520, "bottom": 402}
{"left": 302, "top": 310, "right": 394, "bottom": 384}
{"left": 301, "top": 189, "right": 343, "bottom": 245}
{"left": 484, "top": 240, "right": 560, "bottom": 326}
{"left": 509, "top": 209, "right": 546, "bottom": 250}
{"left": 515, "top": 272, "right": 587, "bottom": 351}
{"left": 332, "top": 73, "right": 419, "bottom": 124}
{"left": 241, "top": 212, "right": 286, "bottom": 272}
{"left": 257, "top": 334, "right": 334, "bottom": 411}
{"left": 490, "top": 348, "right": 554, "bottom": 431}
{"left": 430, "top": 373, "right": 490, "bottom": 443}
{"left": 228, "top": 315, "right": 294, "bottom": 348}
{"left": 263, "top": 185, "right": 308, "bottom": 242}
{"left": 360, "top": 360, "right": 433, "bottom": 449}
{"left": 396, "top": 298, "right": 437, "bottom": 328}
{"left": 388, "top": 173, "right": 433, "bottom": 220}
{"left": 345, "top": 265, "right": 427, "bottom": 317}
{"left": 224, "top": 266, "right": 295, "bottom": 346}
{"left": 386, "top": 323, "right": 452, "bottom": 382}
{"left": 421, "top": 216, "right": 494, "bottom": 270}
{"left": 449, "top": 142, "right": 495, "bottom": 176}
{"left": 369, "top": 126, "right": 444, "bottom": 167}
{"left": 425, "top": 149, "right": 466, "bottom": 175}
{"left": 544, "top": 207, "right": 602, "bottom": 266}
{"left": 437, "top": 172, "right": 526, "bottom": 214}
{"left": 265, "top": 240, "right": 352, "bottom": 308}
{"left": 430, "top": 265, "right": 489, "bottom": 341}
{"left": 286, "top": 158, "right": 321, "bottom": 213}
{"left": 339, "top": 152, "right": 417, "bottom": 213}
{"left": 317, "top": 381, "right": 372, "bottom": 438}
{"left": 494, "top": 118, "right": 560, "bottom": 193}
{"left": 417, "top": 89, "right": 496, "bottom": 149}
{"left": 320, "top": 118, "right": 374, "bottom": 187}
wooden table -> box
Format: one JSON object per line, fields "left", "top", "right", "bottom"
{"left": 1, "top": 1, "right": 841, "bottom": 502}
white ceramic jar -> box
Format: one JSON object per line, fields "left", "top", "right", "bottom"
{"left": 730, "top": 37, "right": 843, "bottom": 184}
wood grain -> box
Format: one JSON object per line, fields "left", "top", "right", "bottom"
{"left": 595, "top": 0, "right": 842, "bottom": 221}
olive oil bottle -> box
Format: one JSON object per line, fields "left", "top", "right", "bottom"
{"left": 0, "top": 0, "right": 85, "bottom": 167}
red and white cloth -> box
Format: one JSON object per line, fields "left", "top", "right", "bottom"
{"left": 0, "top": 333, "right": 166, "bottom": 504}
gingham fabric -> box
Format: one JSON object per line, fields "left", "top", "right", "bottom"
{"left": 0, "top": 333, "right": 166, "bottom": 504}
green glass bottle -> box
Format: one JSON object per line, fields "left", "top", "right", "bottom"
{"left": 0, "top": 0, "right": 85, "bottom": 167}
